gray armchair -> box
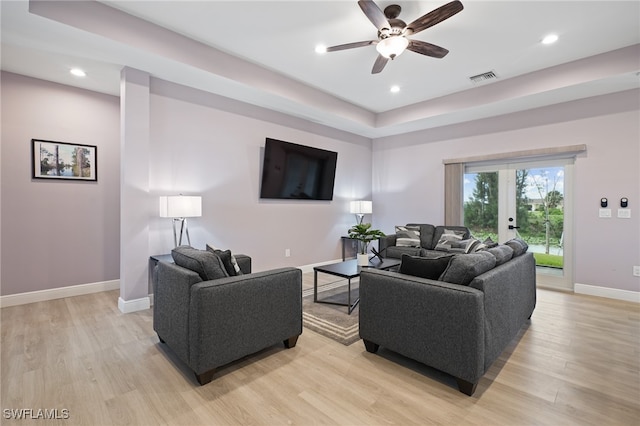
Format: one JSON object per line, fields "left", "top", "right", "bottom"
{"left": 153, "top": 252, "right": 302, "bottom": 385}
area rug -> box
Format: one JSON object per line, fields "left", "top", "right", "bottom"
{"left": 302, "top": 281, "right": 361, "bottom": 346}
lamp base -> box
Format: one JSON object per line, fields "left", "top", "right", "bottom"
{"left": 172, "top": 218, "right": 191, "bottom": 247}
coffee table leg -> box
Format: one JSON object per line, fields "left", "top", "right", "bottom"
{"left": 313, "top": 267, "right": 359, "bottom": 315}
{"left": 314, "top": 269, "right": 318, "bottom": 302}
{"left": 347, "top": 277, "right": 360, "bottom": 315}
{"left": 348, "top": 298, "right": 360, "bottom": 314}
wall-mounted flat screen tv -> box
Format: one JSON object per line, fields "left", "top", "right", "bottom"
{"left": 260, "top": 138, "right": 338, "bottom": 200}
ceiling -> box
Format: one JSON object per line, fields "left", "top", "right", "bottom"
{"left": 2, "top": 0, "right": 639, "bottom": 138}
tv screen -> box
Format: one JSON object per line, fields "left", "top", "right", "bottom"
{"left": 260, "top": 138, "right": 337, "bottom": 200}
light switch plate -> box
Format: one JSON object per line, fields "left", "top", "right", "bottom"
{"left": 618, "top": 209, "right": 631, "bottom": 219}
{"left": 599, "top": 208, "right": 611, "bottom": 218}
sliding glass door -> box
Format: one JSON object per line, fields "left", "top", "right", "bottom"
{"left": 464, "top": 159, "right": 573, "bottom": 290}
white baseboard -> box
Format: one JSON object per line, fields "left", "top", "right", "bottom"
{"left": 118, "top": 296, "right": 151, "bottom": 313}
{"left": 574, "top": 283, "right": 640, "bottom": 303}
{"left": 298, "top": 258, "right": 343, "bottom": 274}
{"left": 0, "top": 279, "right": 120, "bottom": 308}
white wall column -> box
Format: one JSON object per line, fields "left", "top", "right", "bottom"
{"left": 119, "top": 67, "right": 151, "bottom": 313}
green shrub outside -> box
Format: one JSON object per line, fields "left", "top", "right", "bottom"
{"left": 468, "top": 216, "right": 564, "bottom": 268}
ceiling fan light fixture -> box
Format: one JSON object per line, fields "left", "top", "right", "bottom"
{"left": 376, "top": 36, "right": 409, "bottom": 59}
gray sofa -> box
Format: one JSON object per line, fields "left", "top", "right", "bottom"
{"left": 379, "top": 223, "right": 471, "bottom": 259}
{"left": 152, "top": 247, "right": 302, "bottom": 385}
{"left": 359, "top": 242, "right": 536, "bottom": 396}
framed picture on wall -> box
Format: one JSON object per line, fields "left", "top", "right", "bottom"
{"left": 31, "top": 139, "right": 97, "bottom": 181}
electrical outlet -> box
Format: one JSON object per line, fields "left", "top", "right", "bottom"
{"left": 285, "top": 249, "right": 291, "bottom": 257}
{"left": 634, "top": 266, "right": 640, "bottom": 277}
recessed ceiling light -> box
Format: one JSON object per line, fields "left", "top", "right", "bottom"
{"left": 70, "top": 68, "right": 87, "bottom": 77}
{"left": 542, "top": 34, "right": 558, "bottom": 45}
{"left": 390, "top": 85, "right": 400, "bottom": 93}
{"left": 315, "top": 45, "right": 327, "bottom": 54}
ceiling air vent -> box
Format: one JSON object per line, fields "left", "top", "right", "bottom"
{"left": 469, "top": 70, "right": 498, "bottom": 84}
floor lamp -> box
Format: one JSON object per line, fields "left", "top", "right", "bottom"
{"left": 159, "top": 195, "right": 202, "bottom": 247}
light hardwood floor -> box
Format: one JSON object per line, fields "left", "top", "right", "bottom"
{"left": 2, "top": 273, "right": 639, "bottom": 425}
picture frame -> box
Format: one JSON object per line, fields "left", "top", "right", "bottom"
{"left": 31, "top": 139, "right": 97, "bottom": 181}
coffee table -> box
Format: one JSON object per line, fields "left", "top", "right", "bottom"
{"left": 313, "top": 258, "right": 401, "bottom": 314}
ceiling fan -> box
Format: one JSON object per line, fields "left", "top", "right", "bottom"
{"left": 326, "top": 0, "right": 464, "bottom": 74}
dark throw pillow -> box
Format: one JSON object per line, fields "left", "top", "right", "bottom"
{"left": 488, "top": 245, "right": 514, "bottom": 266}
{"left": 206, "top": 244, "right": 243, "bottom": 276}
{"left": 482, "top": 237, "right": 499, "bottom": 249}
{"left": 171, "top": 246, "right": 229, "bottom": 281}
{"left": 399, "top": 253, "right": 454, "bottom": 280}
{"left": 209, "top": 248, "right": 236, "bottom": 276}
{"left": 439, "top": 251, "right": 497, "bottom": 286}
{"left": 505, "top": 238, "right": 529, "bottom": 257}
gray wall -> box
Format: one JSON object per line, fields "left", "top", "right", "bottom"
{"left": 146, "top": 79, "right": 373, "bottom": 272}
{"left": 372, "top": 89, "right": 640, "bottom": 294}
{"left": 2, "top": 71, "right": 638, "bottom": 298}
{"left": 1, "top": 72, "right": 373, "bottom": 296}
{"left": 1, "top": 72, "right": 120, "bottom": 296}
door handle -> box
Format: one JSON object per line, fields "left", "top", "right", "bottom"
{"left": 508, "top": 225, "right": 520, "bottom": 230}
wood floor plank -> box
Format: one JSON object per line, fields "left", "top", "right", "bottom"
{"left": 1, "top": 274, "right": 639, "bottom": 425}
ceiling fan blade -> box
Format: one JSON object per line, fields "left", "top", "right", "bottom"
{"left": 407, "top": 40, "right": 449, "bottom": 58}
{"left": 405, "top": 0, "right": 464, "bottom": 35}
{"left": 358, "top": 0, "right": 389, "bottom": 31}
{"left": 326, "top": 40, "right": 376, "bottom": 52}
{"left": 371, "top": 54, "right": 389, "bottom": 74}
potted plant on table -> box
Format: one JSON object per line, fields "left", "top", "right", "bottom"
{"left": 348, "top": 223, "right": 386, "bottom": 266}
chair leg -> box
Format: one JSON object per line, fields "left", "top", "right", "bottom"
{"left": 195, "top": 369, "right": 216, "bottom": 386}
{"left": 283, "top": 335, "right": 299, "bottom": 349}
{"left": 455, "top": 378, "right": 477, "bottom": 396}
{"left": 363, "top": 339, "right": 379, "bottom": 353}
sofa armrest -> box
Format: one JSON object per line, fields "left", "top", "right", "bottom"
{"left": 359, "top": 269, "right": 485, "bottom": 383}
{"left": 188, "top": 267, "right": 302, "bottom": 374}
{"left": 378, "top": 234, "right": 397, "bottom": 255}
{"left": 234, "top": 254, "right": 251, "bottom": 274}
{"left": 153, "top": 261, "right": 204, "bottom": 366}
{"left": 468, "top": 252, "right": 536, "bottom": 370}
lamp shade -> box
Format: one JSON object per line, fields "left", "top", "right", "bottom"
{"left": 159, "top": 195, "right": 202, "bottom": 218}
{"left": 376, "top": 36, "right": 409, "bottom": 59}
{"left": 350, "top": 200, "right": 372, "bottom": 215}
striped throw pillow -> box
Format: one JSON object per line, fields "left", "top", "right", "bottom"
{"left": 395, "top": 225, "right": 421, "bottom": 247}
